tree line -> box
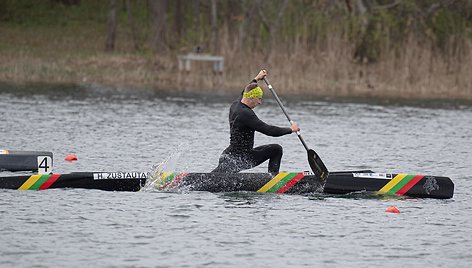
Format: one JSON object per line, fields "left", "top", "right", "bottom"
{"left": 2, "top": 0, "right": 470, "bottom": 63}
{"left": 0, "top": 0, "right": 470, "bottom": 98}
{"left": 100, "top": 0, "right": 471, "bottom": 63}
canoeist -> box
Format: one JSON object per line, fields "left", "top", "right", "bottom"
{"left": 212, "top": 70, "right": 299, "bottom": 174}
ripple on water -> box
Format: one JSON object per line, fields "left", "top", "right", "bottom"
{"left": 1, "top": 85, "right": 472, "bottom": 267}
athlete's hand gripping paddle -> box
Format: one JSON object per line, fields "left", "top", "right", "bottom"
{"left": 263, "top": 77, "right": 329, "bottom": 182}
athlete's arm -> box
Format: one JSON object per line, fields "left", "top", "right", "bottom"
{"left": 243, "top": 110, "right": 292, "bottom": 137}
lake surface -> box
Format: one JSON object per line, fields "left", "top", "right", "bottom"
{"left": 1, "top": 82, "right": 471, "bottom": 267}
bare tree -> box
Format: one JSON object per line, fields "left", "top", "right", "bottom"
{"left": 237, "top": 0, "right": 256, "bottom": 53}
{"left": 256, "top": 0, "right": 288, "bottom": 59}
{"left": 210, "top": 0, "right": 219, "bottom": 54}
{"left": 174, "top": 0, "right": 183, "bottom": 44}
{"left": 126, "top": 0, "right": 140, "bottom": 50}
{"left": 151, "top": 0, "right": 168, "bottom": 53}
{"left": 224, "top": 0, "right": 241, "bottom": 51}
{"left": 192, "top": 0, "right": 202, "bottom": 50}
{"left": 105, "top": 0, "right": 117, "bottom": 51}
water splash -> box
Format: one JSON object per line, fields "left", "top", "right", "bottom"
{"left": 141, "top": 142, "right": 188, "bottom": 192}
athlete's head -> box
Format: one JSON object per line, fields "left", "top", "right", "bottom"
{"left": 242, "top": 83, "right": 263, "bottom": 108}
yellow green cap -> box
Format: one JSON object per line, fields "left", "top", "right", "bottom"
{"left": 243, "top": 86, "right": 263, "bottom": 99}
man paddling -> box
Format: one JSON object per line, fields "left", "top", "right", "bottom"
{"left": 212, "top": 70, "right": 299, "bottom": 174}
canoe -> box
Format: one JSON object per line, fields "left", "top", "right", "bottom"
{"left": 0, "top": 172, "right": 146, "bottom": 192}
{"left": 0, "top": 170, "right": 454, "bottom": 199}
{"left": 0, "top": 150, "right": 53, "bottom": 172}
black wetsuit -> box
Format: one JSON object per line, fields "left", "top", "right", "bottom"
{"left": 212, "top": 99, "right": 292, "bottom": 173}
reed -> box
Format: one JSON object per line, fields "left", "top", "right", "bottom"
{"left": 0, "top": 25, "right": 470, "bottom": 101}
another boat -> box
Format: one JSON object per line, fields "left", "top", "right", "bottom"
{"left": 0, "top": 150, "right": 53, "bottom": 172}
{"left": 0, "top": 170, "right": 454, "bottom": 199}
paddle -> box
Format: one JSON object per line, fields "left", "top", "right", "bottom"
{"left": 263, "top": 77, "right": 329, "bottom": 182}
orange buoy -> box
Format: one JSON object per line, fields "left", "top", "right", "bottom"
{"left": 65, "top": 154, "right": 78, "bottom": 161}
{"left": 385, "top": 206, "right": 400, "bottom": 214}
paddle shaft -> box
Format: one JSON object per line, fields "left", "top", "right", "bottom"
{"left": 263, "top": 78, "right": 310, "bottom": 152}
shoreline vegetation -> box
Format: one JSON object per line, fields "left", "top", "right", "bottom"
{"left": 0, "top": 0, "right": 471, "bottom": 101}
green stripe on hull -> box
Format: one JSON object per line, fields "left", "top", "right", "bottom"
{"left": 29, "top": 174, "right": 51, "bottom": 190}
{"left": 388, "top": 174, "right": 415, "bottom": 195}
{"left": 267, "top": 173, "right": 298, "bottom": 193}
{"left": 159, "top": 173, "right": 177, "bottom": 186}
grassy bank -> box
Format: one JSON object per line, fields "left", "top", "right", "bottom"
{"left": 0, "top": 1, "right": 471, "bottom": 101}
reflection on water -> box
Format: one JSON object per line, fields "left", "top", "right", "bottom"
{"left": 1, "top": 82, "right": 471, "bottom": 267}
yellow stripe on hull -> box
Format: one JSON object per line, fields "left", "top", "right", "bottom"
{"left": 257, "top": 172, "right": 289, "bottom": 193}
{"left": 378, "top": 174, "right": 407, "bottom": 194}
{"left": 18, "top": 175, "right": 42, "bottom": 190}
{"left": 157, "top": 172, "right": 171, "bottom": 184}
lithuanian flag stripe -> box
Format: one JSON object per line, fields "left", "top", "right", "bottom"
{"left": 18, "top": 174, "right": 61, "bottom": 190}
{"left": 267, "top": 172, "right": 299, "bottom": 192}
{"left": 158, "top": 172, "right": 175, "bottom": 185}
{"left": 257, "top": 172, "right": 305, "bottom": 193}
{"left": 160, "top": 172, "right": 188, "bottom": 189}
{"left": 172, "top": 172, "right": 188, "bottom": 185}
{"left": 157, "top": 172, "right": 170, "bottom": 184}
{"left": 378, "top": 174, "right": 425, "bottom": 195}
{"left": 161, "top": 172, "right": 177, "bottom": 185}
{"left": 396, "top": 175, "right": 424, "bottom": 195}
{"left": 18, "top": 175, "right": 42, "bottom": 190}
{"left": 29, "top": 174, "right": 51, "bottom": 190}
{"left": 39, "top": 174, "right": 61, "bottom": 190}
{"left": 276, "top": 173, "right": 305, "bottom": 193}
{"left": 387, "top": 174, "right": 416, "bottom": 195}
{"left": 257, "top": 172, "right": 289, "bottom": 193}
{"left": 378, "top": 174, "right": 407, "bottom": 194}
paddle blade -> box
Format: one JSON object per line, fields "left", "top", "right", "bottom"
{"left": 307, "top": 149, "right": 329, "bottom": 182}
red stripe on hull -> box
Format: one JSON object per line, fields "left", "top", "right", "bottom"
{"left": 161, "top": 173, "right": 189, "bottom": 189}
{"left": 38, "top": 174, "right": 61, "bottom": 190}
{"left": 169, "top": 172, "right": 188, "bottom": 187}
{"left": 396, "top": 175, "right": 424, "bottom": 195}
{"left": 276, "top": 173, "right": 305, "bottom": 193}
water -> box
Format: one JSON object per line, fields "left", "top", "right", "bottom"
{"left": 1, "top": 83, "right": 471, "bottom": 267}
